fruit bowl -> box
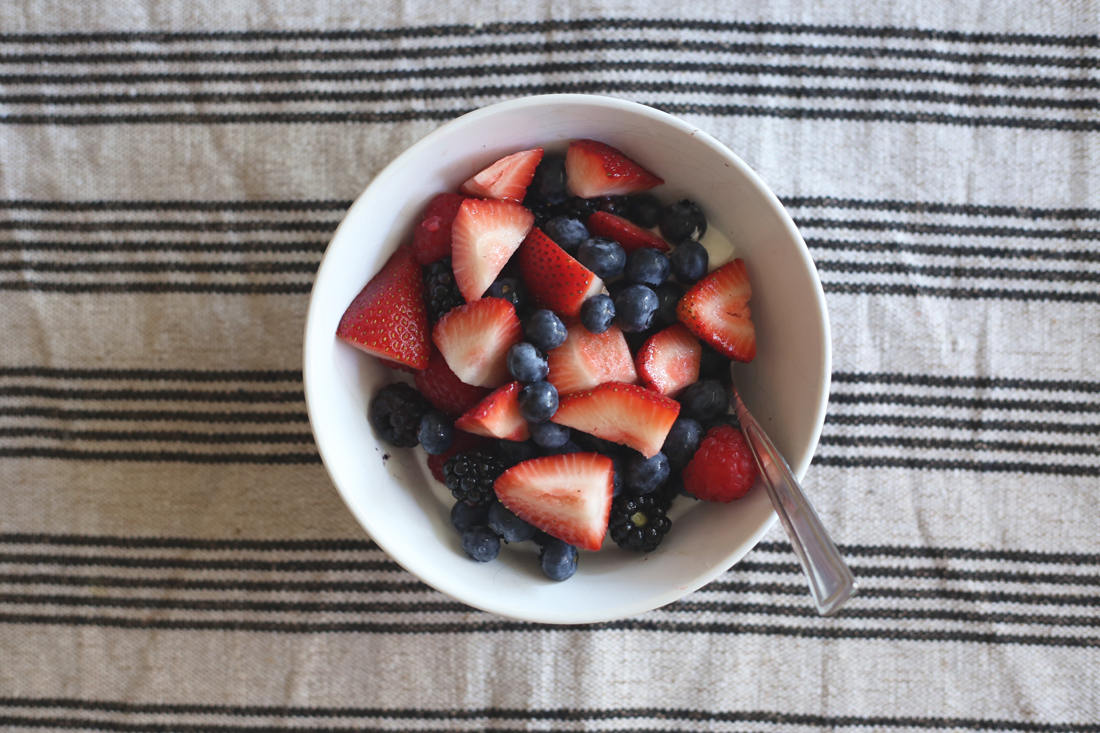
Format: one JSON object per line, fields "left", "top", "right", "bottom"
{"left": 302, "top": 94, "right": 831, "bottom": 624}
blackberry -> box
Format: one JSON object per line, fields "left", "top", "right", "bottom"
{"left": 559, "top": 196, "right": 600, "bottom": 221}
{"left": 369, "top": 383, "right": 430, "bottom": 447}
{"left": 423, "top": 257, "right": 464, "bottom": 322}
{"left": 594, "top": 195, "right": 631, "bottom": 218}
{"left": 608, "top": 491, "right": 673, "bottom": 552}
{"left": 443, "top": 449, "right": 506, "bottom": 505}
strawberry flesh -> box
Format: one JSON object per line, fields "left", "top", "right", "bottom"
{"left": 455, "top": 381, "right": 531, "bottom": 442}
{"left": 412, "top": 193, "right": 467, "bottom": 265}
{"left": 547, "top": 323, "right": 637, "bottom": 396}
{"left": 494, "top": 453, "right": 614, "bottom": 551}
{"left": 550, "top": 382, "right": 681, "bottom": 458}
{"left": 636, "top": 323, "right": 702, "bottom": 397}
{"left": 432, "top": 297, "right": 523, "bottom": 388}
{"left": 460, "top": 148, "right": 544, "bottom": 202}
{"left": 414, "top": 346, "right": 491, "bottom": 417}
{"left": 517, "top": 227, "right": 604, "bottom": 318}
{"left": 336, "top": 245, "right": 430, "bottom": 370}
{"left": 450, "top": 198, "right": 535, "bottom": 302}
{"left": 587, "top": 211, "right": 670, "bottom": 252}
{"left": 565, "top": 139, "right": 664, "bottom": 198}
{"left": 676, "top": 258, "right": 756, "bottom": 363}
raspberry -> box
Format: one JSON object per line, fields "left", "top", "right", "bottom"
{"left": 682, "top": 424, "right": 758, "bottom": 502}
{"left": 414, "top": 346, "right": 490, "bottom": 417}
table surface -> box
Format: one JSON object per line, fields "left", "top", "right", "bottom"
{"left": 1, "top": 0, "right": 1098, "bottom": 727}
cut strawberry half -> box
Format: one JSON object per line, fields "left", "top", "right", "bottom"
{"left": 460, "top": 148, "right": 544, "bottom": 202}
{"left": 412, "top": 193, "right": 467, "bottom": 265}
{"left": 517, "top": 227, "right": 604, "bottom": 318}
{"left": 455, "top": 381, "right": 531, "bottom": 442}
{"left": 414, "top": 346, "right": 491, "bottom": 417}
{"left": 426, "top": 429, "right": 488, "bottom": 483}
{"left": 550, "top": 382, "right": 680, "bottom": 458}
{"left": 636, "top": 323, "right": 702, "bottom": 397}
{"left": 587, "top": 211, "right": 670, "bottom": 252}
{"left": 336, "top": 245, "right": 430, "bottom": 370}
{"left": 450, "top": 198, "right": 535, "bottom": 302}
{"left": 494, "top": 453, "right": 614, "bottom": 551}
{"left": 546, "top": 323, "right": 638, "bottom": 396}
{"left": 677, "top": 258, "right": 756, "bottom": 363}
{"left": 432, "top": 297, "right": 523, "bottom": 388}
{"left": 564, "top": 139, "right": 664, "bottom": 198}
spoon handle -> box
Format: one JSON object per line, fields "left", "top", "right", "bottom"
{"left": 730, "top": 383, "right": 856, "bottom": 616}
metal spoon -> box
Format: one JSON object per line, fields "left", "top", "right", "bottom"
{"left": 729, "top": 373, "right": 856, "bottom": 616}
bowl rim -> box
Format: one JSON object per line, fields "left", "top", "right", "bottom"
{"left": 303, "top": 93, "right": 832, "bottom": 623}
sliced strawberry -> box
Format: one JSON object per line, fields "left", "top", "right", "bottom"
{"left": 414, "top": 346, "right": 491, "bottom": 417}
{"left": 565, "top": 139, "right": 664, "bottom": 198}
{"left": 517, "top": 227, "right": 604, "bottom": 318}
{"left": 587, "top": 211, "right": 670, "bottom": 253}
{"left": 336, "top": 245, "right": 429, "bottom": 370}
{"left": 550, "top": 382, "right": 680, "bottom": 458}
{"left": 494, "top": 453, "right": 614, "bottom": 551}
{"left": 412, "top": 193, "right": 467, "bottom": 265}
{"left": 460, "top": 148, "right": 544, "bottom": 202}
{"left": 636, "top": 323, "right": 702, "bottom": 397}
{"left": 431, "top": 297, "right": 523, "bottom": 388}
{"left": 455, "top": 381, "right": 530, "bottom": 442}
{"left": 677, "top": 258, "right": 756, "bottom": 363}
{"left": 450, "top": 198, "right": 535, "bottom": 301}
{"left": 546, "top": 323, "right": 637, "bottom": 396}
{"left": 427, "top": 429, "right": 488, "bottom": 483}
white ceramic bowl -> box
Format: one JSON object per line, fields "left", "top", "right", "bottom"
{"left": 303, "top": 94, "right": 831, "bottom": 624}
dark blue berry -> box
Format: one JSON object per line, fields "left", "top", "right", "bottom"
{"left": 543, "top": 216, "right": 590, "bottom": 255}
{"left": 662, "top": 417, "right": 704, "bottom": 469}
{"left": 580, "top": 294, "right": 616, "bottom": 334}
{"left": 507, "top": 342, "right": 549, "bottom": 383}
{"left": 539, "top": 538, "right": 579, "bottom": 580}
{"left": 560, "top": 196, "right": 600, "bottom": 221}
{"left": 486, "top": 277, "right": 528, "bottom": 311}
{"left": 496, "top": 439, "right": 539, "bottom": 467}
{"left": 369, "top": 383, "right": 430, "bottom": 447}
{"left": 625, "top": 194, "right": 662, "bottom": 228}
{"left": 530, "top": 155, "right": 568, "bottom": 205}
{"left": 417, "top": 410, "right": 453, "bottom": 455}
{"left": 611, "top": 453, "right": 625, "bottom": 496}
{"left": 703, "top": 413, "right": 740, "bottom": 432}
{"left": 624, "top": 451, "right": 670, "bottom": 494}
{"left": 539, "top": 439, "right": 582, "bottom": 456}
{"left": 659, "top": 199, "right": 707, "bottom": 241}
{"left": 524, "top": 309, "right": 568, "bottom": 352}
{"left": 670, "top": 240, "right": 709, "bottom": 284}
{"left": 519, "top": 380, "right": 559, "bottom": 423}
{"left": 595, "top": 195, "right": 631, "bottom": 217}
{"left": 698, "top": 343, "right": 731, "bottom": 381}
{"left": 577, "top": 237, "right": 626, "bottom": 280}
{"left": 488, "top": 502, "right": 538, "bottom": 543}
{"left": 625, "top": 248, "right": 671, "bottom": 287}
{"left": 614, "top": 284, "right": 659, "bottom": 333}
{"left": 678, "top": 379, "right": 730, "bottom": 421}
{"left": 573, "top": 431, "right": 621, "bottom": 454}
{"left": 450, "top": 500, "right": 491, "bottom": 534}
{"left": 461, "top": 525, "right": 501, "bottom": 562}
{"left": 652, "top": 282, "right": 684, "bottom": 329}
{"left": 529, "top": 420, "right": 571, "bottom": 448}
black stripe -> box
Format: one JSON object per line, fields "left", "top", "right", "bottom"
{"left": 828, "top": 391, "right": 1100, "bottom": 414}
{"left": 0, "top": 428, "right": 316, "bottom": 445}
{"left": 820, "top": 434, "right": 1100, "bottom": 456}
{"left": 0, "top": 367, "right": 302, "bottom": 382}
{"left": 0, "top": 282, "right": 312, "bottom": 293}
{"left": 826, "top": 412, "right": 1100, "bottom": 435}
{"left": 0, "top": 386, "right": 303, "bottom": 402}
{"left": 801, "top": 217, "right": 1100, "bottom": 239}
{"left": 788, "top": 196, "right": 1100, "bottom": 220}
{"left": 0, "top": 241, "right": 328, "bottom": 254}
{"left": 822, "top": 282, "right": 1100, "bottom": 301}
{"left": 0, "top": 220, "right": 334, "bottom": 232}
{"left": 738, "top": 560, "right": 1100, "bottom": 586}
{"left": 813, "top": 455, "right": 1100, "bottom": 475}
{"left": 832, "top": 372, "right": 1100, "bottom": 392}
{"left": 0, "top": 448, "right": 320, "bottom": 464}
{"left": 808, "top": 238, "right": 1100, "bottom": 264}
{"left": 706, "top": 581, "right": 1100, "bottom": 608}
{"left": 0, "top": 407, "right": 308, "bottom": 422}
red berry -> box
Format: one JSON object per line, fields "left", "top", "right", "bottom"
{"left": 682, "top": 424, "right": 758, "bottom": 502}
{"left": 414, "top": 346, "right": 491, "bottom": 417}
{"left": 412, "top": 193, "right": 467, "bottom": 265}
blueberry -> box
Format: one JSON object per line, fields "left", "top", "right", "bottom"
{"left": 543, "top": 216, "right": 590, "bottom": 255}
{"left": 507, "top": 342, "right": 549, "bottom": 383}
{"left": 678, "top": 379, "right": 730, "bottom": 421}
{"left": 625, "top": 194, "right": 662, "bottom": 228}
{"left": 580, "top": 294, "right": 616, "bottom": 334}
{"left": 595, "top": 195, "right": 631, "bottom": 217}
{"left": 488, "top": 502, "right": 538, "bottom": 543}
{"left": 577, "top": 237, "right": 626, "bottom": 280}
{"left": 652, "top": 282, "right": 684, "bottom": 330}
{"left": 496, "top": 439, "right": 539, "bottom": 466}
{"left": 451, "top": 500, "right": 491, "bottom": 534}
{"left": 529, "top": 420, "right": 571, "bottom": 448}
{"left": 417, "top": 410, "right": 453, "bottom": 455}
{"left": 625, "top": 248, "right": 671, "bottom": 287}
{"left": 662, "top": 417, "right": 704, "bottom": 469}
{"left": 698, "top": 343, "right": 732, "bottom": 381}
{"left": 560, "top": 196, "right": 600, "bottom": 222}
{"left": 530, "top": 155, "right": 568, "bottom": 205}
{"left": 614, "top": 284, "right": 659, "bottom": 333}
{"left": 670, "top": 240, "right": 709, "bottom": 284}
{"left": 519, "top": 380, "right": 559, "bottom": 422}
{"left": 486, "top": 277, "right": 528, "bottom": 311}
{"left": 539, "top": 538, "right": 579, "bottom": 580}
{"left": 461, "top": 525, "right": 501, "bottom": 562}
{"left": 703, "top": 413, "right": 740, "bottom": 432}
{"left": 624, "top": 451, "right": 670, "bottom": 494}
{"left": 524, "top": 309, "right": 568, "bottom": 352}
{"left": 539, "top": 439, "right": 582, "bottom": 456}
{"left": 611, "top": 453, "right": 625, "bottom": 496}
{"left": 659, "top": 199, "right": 707, "bottom": 241}
{"left": 573, "top": 431, "right": 621, "bottom": 454}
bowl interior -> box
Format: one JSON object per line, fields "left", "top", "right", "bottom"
{"left": 303, "top": 95, "right": 831, "bottom": 624}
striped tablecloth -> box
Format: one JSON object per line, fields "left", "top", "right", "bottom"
{"left": 1, "top": 2, "right": 1098, "bottom": 729}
